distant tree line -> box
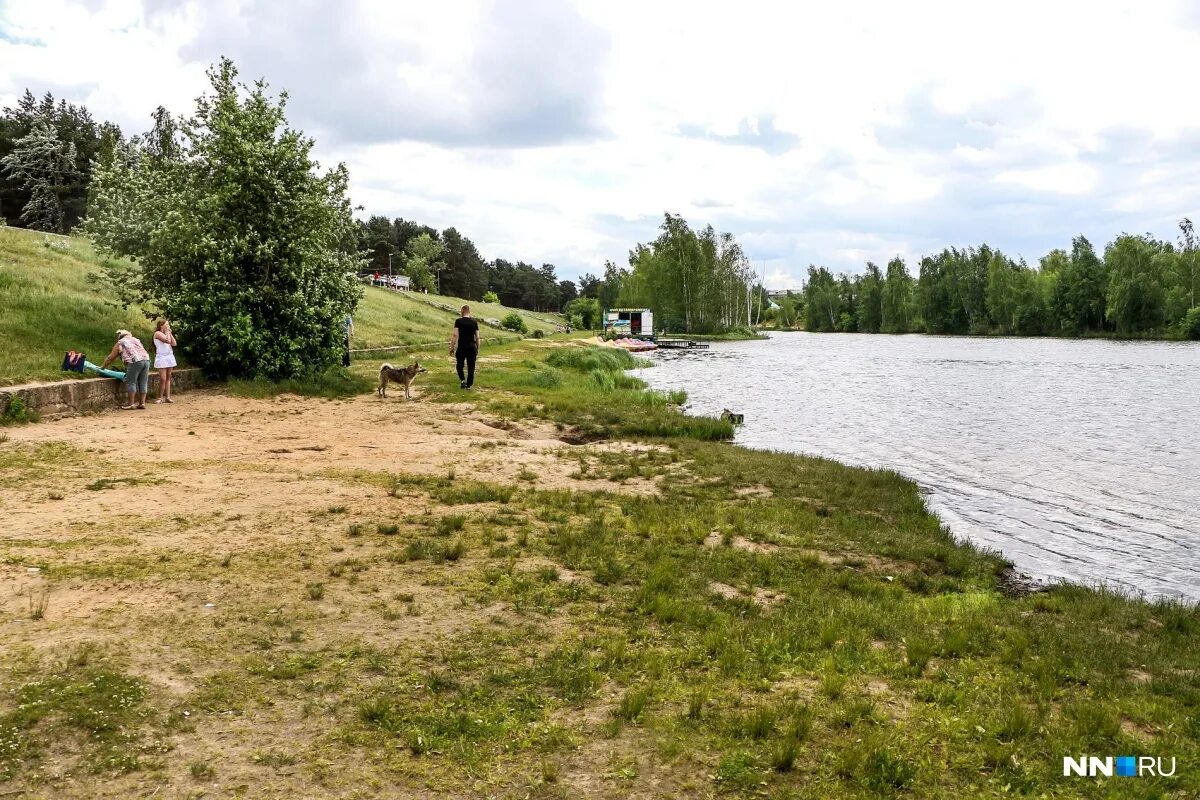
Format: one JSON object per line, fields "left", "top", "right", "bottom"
{"left": 355, "top": 215, "right": 577, "bottom": 312}
{"left": 787, "top": 223, "right": 1200, "bottom": 340}
{"left": 0, "top": 87, "right": 582, "bottom": 317}
{"left": 557, "top": 213, "right": 767, "bottom": 335}
{"left": 11, "top": 84, "right": 1193, "bottom": 341}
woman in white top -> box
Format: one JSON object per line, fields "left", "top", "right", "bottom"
{"left": 153, "top": 319, "right": 178, "bottom": 403}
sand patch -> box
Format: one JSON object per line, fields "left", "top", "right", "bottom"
{"left": 0, "top": 387, "right": 664, "bottom": 703}
{"left": 702, "top": 530, "right": 781, "bottom": 554}
{"left": 707, "top": 581, "right": 784, "bottom": 608}
{"left": 1120, "top": 717, "right": 1157, "bottom": 742}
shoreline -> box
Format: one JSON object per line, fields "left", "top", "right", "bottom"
{"left": 638, "top": 333, "right": 1199, "bottom": 604}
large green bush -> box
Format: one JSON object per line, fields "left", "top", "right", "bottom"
{"left": 545, "top": 346, "right": 644, "bottom": 372}
{"left": 500, "top": 312, "right": 527, "bottom": 334}
{"left": 1180, "top": 306, "right": 1200, "bottom": 340}
{"left": 85, "top": 59, "right": 363, "bottom": 379}
{"left": 563, "top": 296, "right": 601, "bottom": 329}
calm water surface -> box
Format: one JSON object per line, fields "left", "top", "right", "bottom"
{"left": 632, "top": 333, "right": 1200, "bottom": 602}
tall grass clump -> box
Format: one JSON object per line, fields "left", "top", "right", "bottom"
{"left": 227, "top": 368, "right": 374, "bottom": 398}
{"left": 546, "top": 346, "right": 646, "bottom": 373}
{"left": 521, "top": 346, "right": 733, "bottom": 441}
{"left": 522, "top": 365, "right": 563, "bottom": 388}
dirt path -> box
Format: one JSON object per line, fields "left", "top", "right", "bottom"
{"left": 0, "top": 388, "right": 663, "bottom": 798}
{"left": 3, "top": 385, "right": 653, "bottom": 510}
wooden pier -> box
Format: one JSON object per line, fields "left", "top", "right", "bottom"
{"left": 655, "top": 338, "right": 710, "bottom": 349}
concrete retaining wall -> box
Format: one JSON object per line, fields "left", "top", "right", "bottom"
{"left": 1, "top": 368, "right": 207, "bottom": 421}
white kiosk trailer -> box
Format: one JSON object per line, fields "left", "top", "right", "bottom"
{"left": 603, "top": 308, "right": 654, "bottom": 339}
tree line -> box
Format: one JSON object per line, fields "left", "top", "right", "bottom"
{"left": 10, "top": 62, "right": 1197, "bottom": 389}
{"left": 355, "top": 215, "right": 577, "bottom": 312}
{"left": 0, "top": 88, "right": 581, "bottom": 316}
{"left": 787, "top": 224, "right": 1200, "bottom": 340}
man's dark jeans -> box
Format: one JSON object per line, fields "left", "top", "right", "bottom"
{"left": 456, "top": 348, "right": 477, "bottom": 387}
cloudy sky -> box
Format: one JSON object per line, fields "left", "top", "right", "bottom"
{"left": 3, "top": 0, "right": 1199, "bottom": 287}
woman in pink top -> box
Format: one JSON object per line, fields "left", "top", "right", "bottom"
{"left": 100, "top": 329, "right": 151, "bottom": 410}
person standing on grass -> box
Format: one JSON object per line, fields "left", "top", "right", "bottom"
{"left": 450, "top": 305, "right": 480, "bottom": 389}
{"left": 342, "top": 313, "right": 354, "bottom": 367}
{"left": 152, "top": 319, "right": 178, "bottom": 403}
{"left": 101, "top": 329, "right": 151, "bottom": 410}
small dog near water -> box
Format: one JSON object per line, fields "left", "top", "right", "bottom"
{"left": 377, "top": 361, "right": 427, "bottom": 400}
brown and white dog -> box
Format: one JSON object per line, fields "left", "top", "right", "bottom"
{"left": 377, "top": 361, "right": 427, "bottom": 400}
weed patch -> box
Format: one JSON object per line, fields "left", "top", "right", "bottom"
{"left": 1, "top": 394, "right": 38, "bottom": 425}
{"left": 0, "top": 661, "right": 151, "bottom": 780}
{"left": 228, "top": 368, "right": 374, "bottom": 399}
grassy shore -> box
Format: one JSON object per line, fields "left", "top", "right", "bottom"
{"left": 0, "top": 340, "right": 1196, "bottom": 798}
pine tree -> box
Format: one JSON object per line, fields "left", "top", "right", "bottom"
{"left": 0, "top": 119, "right": 77, "bottom": 231}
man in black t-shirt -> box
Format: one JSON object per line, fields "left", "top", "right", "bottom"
{"left": 450, "top": 305, "right": 481, "bottom": 389}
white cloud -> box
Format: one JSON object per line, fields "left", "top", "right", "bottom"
{"left": 2, "top": 0, "right": 1199, "bottom": 288}
{"left": 997, "top": 163, "right": 1099, "bottom": 195}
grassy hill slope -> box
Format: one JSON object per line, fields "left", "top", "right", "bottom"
{"left": 352, "top": 286, "right": 562, "bottom": 350}
{"left": 0, "top": 226, "right": 563, "bottom": 385}
{"left": 0, "top": 228, "right": 152, "bottom": 386}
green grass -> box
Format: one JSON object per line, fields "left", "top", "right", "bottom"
{"left": 1, "top": 393, "right": 39, "bottom": 425}
{"left": 0, "top": 228, "right": 160, "bottom": 385}
{"left": 352, "top": 286, "right": 484, "bottom": 349}
{"left": 0, "top": 654, "right": 151, "bottom": 779}
{"left": 403, "top": 289, "right": 563, "bottom": 335}
{"left": 338, "top": 339, "right": 1198, "bottom": 796}
{"left": 420, "top": 343, "right": 734, "bottom": 442}
{"left": 382, "top": 451, "right": 1196, "bottom": 797}
{"left": 545, "top": 346, "right": 650, "bottom": 373}
{"left": 351, "top": 286, "right": 564, "bottom": 350}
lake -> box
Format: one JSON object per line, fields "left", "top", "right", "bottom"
{"left": 632, "top": 332, "right": 1200, "bottom": 602}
